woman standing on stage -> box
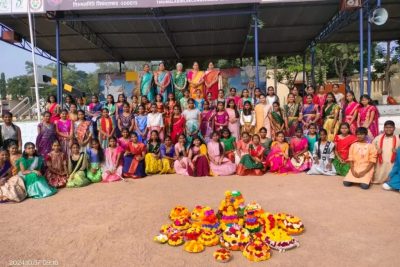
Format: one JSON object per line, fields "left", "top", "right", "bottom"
{"left": 139, "top": 63, "right": 154, "bottom": 102}
{"left": 154, "top": 62, "right": 171, "bottom": 101}
{"left": 187, "top": 61, "right": 205, "bottom": 98}
{"left": 204, "top": 61, "right": 220, "bottom": 100}
{"left": 172, "top": 63, "right": 187, "bottom": 102}
{"left": 357, "top": 94, "right": 379, "bottom": 140}
{"left": 342, "top": 91, "right": 359, "bottom": 135}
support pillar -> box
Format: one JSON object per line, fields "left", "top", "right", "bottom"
{"left": 311, "top": 45, "right": 316, "bottom": 87}
{"left": 367, "top": 10, "right": 372, "bottom": 96}
{"left": 254, "top": 15, "right": 259, "bottom": 88}
{"left": 56, "top": 20, "right": 63, "bottom": 105}
{"left": 359, "top": 7, "right": 364, "bottom": 96}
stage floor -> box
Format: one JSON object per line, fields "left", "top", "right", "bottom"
{"left": 1, "top": 173, "right": 399, "bottom": 267}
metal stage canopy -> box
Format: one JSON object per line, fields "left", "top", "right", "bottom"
{"left": 0, "top": 0, "right": 399, "bottom": 64}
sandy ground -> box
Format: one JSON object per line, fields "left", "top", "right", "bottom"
{"left": 1, "top": 173, "right": 399, "bottom": 267}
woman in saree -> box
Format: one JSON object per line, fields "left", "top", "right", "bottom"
{"left": 8, "top": 143, "right": 21, "bottom": 176}
{"left": 36, "top": 111, "right": 57, "bottom": 158}
{"left": 170, "top": 105, "right": 186, "bottom": 144}
{"left": 289, "top": 127, "right": 312, "bottom": 172}
{"left": 305, "top": 123, "right": 318, "bottom": 153}
{"left": 357, "top": 94, "right": 379, "bottom": 140}
{"left": 200, "top": 101, "right": 214, "bottom": 142}
{"left": 63, "top": 95, "right": 74, "bottom": 112}
{"left": 46, "top": 95, "right": 60, "bottom": 123}
{"left": 213, "top": 101, "right": 229, "bottom": 132}
{"left": 0, "top": 148, "right": 26, "bottom": 202}
{"left": 165, "top": 93, "right": 177, "bottom": 136}
{"left": 87, "top": 95, "right": 103, "bottom": 139}
{"left": 290, "top": 87, "right": 303, "bottom": 105}
{"left": 74, "top": 110, "right": 92, "bottom": 152}
{"left": 267, "top": 132, "right": 296, "bottom": 173}
{"left": 86, "top": 139, "right": 104, "bottom": 183}
{"left": 269, "top": 101, "right": 287, "bottom": 139}
{"left": 154, "top": 62, "right": 171, "bottom": 101}
{"left": 342, "top": 91, "right": 359, "bottom": 135}
{"left": 135, "top": 105, "right": 148, "bottom": 144}
{"left": 221, "top": 128, "right": 236, "bottom": 163}
{"left": 204, "top": 61, "right": 220, "bottom": 100}
{"left": 145, "top": 130, "right": 162, "bottom": 175}
{"left": 66, "top": 143, "right": 91, "bottom": 188}
{"left": 160, "top": 136, "right": 176, "bottom": 174}
{"left": 332, "top": 122, "right": 358, "bottom": 176}
{"left": 98, "top": 108, "right": 115, "bottom": 149}
{"left": 240, "top": 101, "right": 256, "bottom": 135}
{"left": 1, "top": 112, "right": 22, "bottom": 151}
{"left": 208, "top": 132, "right": 236, "bottom": 176}
{"left": 226, "top": 99, "right": 240, "bottom": 141}
{"left": 172, "top": 62, "right": 187, "bottom": 102}
{"left": 139, "top": 63, "right": 154, "bottom": 102}
{"left": 187, "top": 136, "right": 210, "bottom": 177}
{"left": 56, "top": 110, "right": 73, "bottom": 156}
{"left": 115, "top": 94, "right": 127, "bottom": 121}
{"left": 235, "top": 131, "right": 252, "bottom": 164}
{"left": 123, "top": 132, "right": 146, "bottom": 178}
{"left": 68, "top": 103, "right": 78, "bottom": 122}
{"left": 259, "top": 127, "right": 272, "bottom": 157}
{"left": 237, "top": 134, "right": 266, "bottom": 176}
{"left": 307, "top": 129, "right": 336, "bottom": 176}
{"left": 102, "top": 137, "right": 122, "bottom": 182}
{"left": 130, "top": 95, "right": 140, "bottom": 115}
{"left": 16, "top": 142, "right": 57, "bottom": 199}
{"left": 174, "top": 134, "right": 190, "bottom": 175}
{"left": 253, "top": 87, "right": 262, "bottom": 105}
{"left": 187, "top": 61, "right": 205, "bottom": 98}
{"left": 147, "top": 103, "right": 164, "bottom": 141}
{"left": 301, "top": 94, "right": 319, "bottom": 134}
{"left": 217, "top": 89, "right": 226, "bottom": 107}
{"left": 118, "top": 128, "right": 131, "bottom": 152}
{"left": 322, "top": 92, "right": 340, "bottom": 141}
{"left": 284, "top": 93, "right": 302, "bottom": 138}
{"left": 316, "top": 85, "right": 327, "bottom": 128}
{"left": 183, "top": 99, "right": 202, "bottom": 145}
{"left": 141, "top": 96, "right": 152, "bottom": 114}
{"left": 45, "top": 140, "right": 68, "bottom": 188}
{"left": 206, "top": 92, "right": 216, "bottom": 110}
{"left": 254, "top": 94, "right": 272, "bottom": 137}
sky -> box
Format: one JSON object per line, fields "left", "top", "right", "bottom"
{"left": 0, "top": 41, "right": 96, "bottom": 80}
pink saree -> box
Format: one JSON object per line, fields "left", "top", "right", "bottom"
{"left": 344, "top": 102, "right": 360, "bottom": 134}
{"left": 289, "top": 137, "right": 312, "bottom": 172}
{"left": 359, "top": 105, "right": 379, "bottom": 139}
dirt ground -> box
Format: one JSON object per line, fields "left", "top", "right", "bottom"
{"left": 1, "top": 173, "right": 399, "bottom": 267}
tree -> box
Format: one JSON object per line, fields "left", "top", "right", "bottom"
{"left": 6, "top": 75, "right": 32, "bottom": 98}
{"left": 0, "top": 72, "right": 6, "bottom": 99}
{"left": 274, "top": 55, "right": 311, "bottom": 89}
{"left": 373, "top": 41, "right": 400, "bottom": 95}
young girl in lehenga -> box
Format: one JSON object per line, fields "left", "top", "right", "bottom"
{"left": 289, "top": 127, "right": 312, "bottom": 172}
{"left": 117, "top": 128, "right": 131, "bottom": 152}
{"left": 66, "top": 143, "right": 91, "bottom": 188}
{"left": 56, "top": 109, "right": 73, "bottom": 156}
{"left": 237, "top": 134, "right": 266, "bottom": 176}
{"left": 322, "top": 92, "right": 340, "bottom": 141}
{"left": 174, "top": 134, "right": 190, "bottom": 175}
{"left": 170, "top": 105, "right": 185, "bottom": 144}
{"left": 213, "top": 101, "right": 229, "bottom": 133}
{"left": 200, "top": 101, "right": 214, "bottom": 142}
{"left": 123, "top": 132, "right": 146, "bottom": 179}
{"left": 343, "top": 91, "right": 359, "bottom": 135}
{"left": 188, "top": 136, "right": 210, "bottom": 177}
{"left": 160, "top": 136, "right": 176, "bottom": 174}
{"left": 102, "top": 137, "right": 122, "bottom": 182}
{"left": 45, "top": 140, "right": 68, "bottom": 188}
{"left": 74, "top": 110, "right": 92, "bottom": 152}
{"left": 8, "top": 143, "right": 21, "bottom": 176}
{"left": 0, "top": 148, "right": 26, "bottom": 203}
{"left": 332, "top": 122, "right": 357, "bottom": 176}
{"left": 226, "top": 99, "right": 240, "bottom": 141}
{"left": 267, "top": 132, "right": 296, "bottom": 174}
{"left": 307, "top": 129, "right": 336, "bottom": 176}
{"left": 36, "top": 111, "right": 57, "bottom": 158}
{"left": 145, "top": 130, "right": 162, "bottom": 175}
{"left": 357, "top": 94, "right": 379, "bottom": 141}
{"left": 235, "top": 131, "right": 252, "bottom": 164}
{"left": 98, "top": 108, "right": 115, "bottom": 149}
{"left": 134, "top": 105, "right": 148, "bottom": 144}
{"left": 86, "top": 139, "right": 104, "bottom": 183}
{"left": 16, "top": 142, "right": 57, "bottom": 199}
{"left": 208, "top": 132, "right": 236, "bottom": 176}
{"left": 220, "top": 128, "right": 236, "bottom": 163}
{"left": 117, "top": 102, "right": 135, "bottom": 134}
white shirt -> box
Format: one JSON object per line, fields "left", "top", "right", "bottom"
{"left": 147, "top": 112, "right": 164, "bottom": 127}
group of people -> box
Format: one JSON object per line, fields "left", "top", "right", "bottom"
{"left": 1, "top": 62, "right": 400, "bottom": 203}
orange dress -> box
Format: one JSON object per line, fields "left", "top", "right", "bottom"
{"left": 344, "top": 142, "right": 377, "bottom": 184}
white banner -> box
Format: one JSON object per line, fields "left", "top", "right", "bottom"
{"left": 0, "top": 0, "right": 45, "bottom": 14}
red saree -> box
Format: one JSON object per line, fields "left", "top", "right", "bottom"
{"left": 204, "top": 70, "right": 220, "bottom": 100}
{"left": 171, "top": 115, "right": 186, "bottom": 143}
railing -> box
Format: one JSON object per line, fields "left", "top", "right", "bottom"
{"left": 9, "top": 97, "right": 31, "bottom": 120}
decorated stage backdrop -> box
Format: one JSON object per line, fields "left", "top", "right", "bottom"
{"left": 98, "top": 66, "right": 266, "bottom": 100}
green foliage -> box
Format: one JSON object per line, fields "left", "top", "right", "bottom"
{"left": 0, "top": 72, "right": 6, "bottom": 99}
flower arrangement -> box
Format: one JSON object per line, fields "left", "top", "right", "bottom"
{"left": 153, "top": 190, "right": 306, "bottom": 262}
